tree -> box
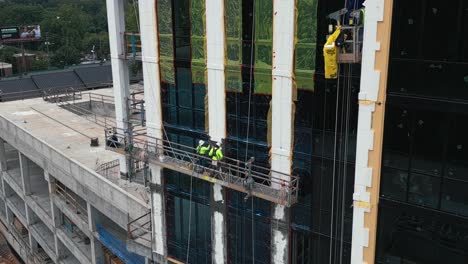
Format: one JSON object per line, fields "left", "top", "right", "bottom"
{"left": 82, "top": 32, "right": 110, "bottom": 60}
{"left": 51, "top": 45, "right": 80, "bottom": 67}
{"left": 40, "top": 4, "right": 92, "bottom": 51}
{"left": 31, "top": 56, "right": 48, "bottom": 71}
{"left": 125, "top": 2, "right": 139, "bottom": 32}
{"left": 0, "top": 46, "right": 20, "bottom": 65}
{"left": 0, "top": 4, "right": 45, "bottom": 26}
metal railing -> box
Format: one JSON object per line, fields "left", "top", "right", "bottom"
{"left": 33, "top": 249, "right": 53, "bottom": 264}
{"left": 50, "top": 90, "right": 117, "bottom": 128}
{"left": 127, "top": 211, "right": 151, "bottom": 243}
{"left": 96, "top": 159, "right": 120, "bottom": 175}
{"left": 105, "top": 127, "right": 300, "bottom": 207}
{"left": 0, "top": 89, "right": 43, "bottom": 102}
{"left": 54, "top": 182, "right": 88, "bottom": 218}
{"left": 124, "top": 32, "right": 142, "bottom": 60}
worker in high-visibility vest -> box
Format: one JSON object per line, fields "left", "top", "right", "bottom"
{"left": 196, "top": 140, "right": 211, "bottom": 155}
{"left": 210, "top": 142, "right": 224, "bottom": 170}
{"left": 196, "top": 140, "right": 211, "bottom": 168}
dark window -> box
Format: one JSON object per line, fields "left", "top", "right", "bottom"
{"left": 410, "top": 110, "right": 444, "bottom": 176}
{"left": 227, "top": 190, "right": 271, "bottom": 264}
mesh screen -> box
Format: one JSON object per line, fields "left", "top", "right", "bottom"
{"left": 225, "top": 0, "right": 243, "bottom": 92}
{"left": 253, "top": 0, "right": 273, "bottom": 94}
{"left": 158, "top": 0, "right": 175, "bottom": 84}
{"left": 191, "top": 0, "right": 206, "bottom": 84}
{"left": 295, "top": 0, "right": 318, "bottom": 91}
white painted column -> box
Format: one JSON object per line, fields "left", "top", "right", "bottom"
{"left": 207, "top": 0, "right": 226, "bottom": 142}
{"left": 270, "top": 1, "right": 296, "bottom": 263}
{"left": 0, "top": 139, "right": 6, "bottom": 171}
{"left": 138, "top": 0, "right": 166, "bottom": 260}
{"left": 206, "top": 1, "right": 227, "bottom": 263}
{"left": 351, "top": 0, "right": 392, "bottom": 263}
{"left": 106, "top": 0, "right": 131, "bottom": 176}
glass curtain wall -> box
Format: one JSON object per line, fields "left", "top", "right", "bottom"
{"left": 377, "top": 0, "right": 468, "bottom": 263}
{"left": 290, "top": 0, "right": 361, "bottom": 263}
{"left": 157, "top": 0, "right": 209, "bottom": 262}
{"left": 224, "top": 0, "right": 273, "bottom": 262}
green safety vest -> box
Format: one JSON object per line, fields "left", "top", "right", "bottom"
{"left": 212, "top": 148, "right": 224, "bottom": 161}
{"left": 199, "top": 145, "right": 211, "bottom": 155}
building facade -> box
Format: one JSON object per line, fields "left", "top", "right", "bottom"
{"left": 0, "top": 0, "right": 467, "bottom": 263}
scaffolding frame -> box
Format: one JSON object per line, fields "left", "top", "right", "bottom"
{"left": 105, "top": 127, "right": 299, "bottom": 207}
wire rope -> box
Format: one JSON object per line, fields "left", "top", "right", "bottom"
{"left": 243, "top": 1, "right": 257, "bottom": 263}
{"left": 186, "top": 169, "right": 195, "bottom": 263}
{"left": 328, "top": 62, "right": 341, "bottom": 264}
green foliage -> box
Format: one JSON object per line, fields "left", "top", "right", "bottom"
{"left": 82, "top": 32, "right": 110, "bottom": 59}
{"left": 0, "top": 4, "right": 45, "bottom": 25}
{"left": 41, "top": 4, "right": 92, "bottom": 50}
{"left": 125, "top": 2, "right": 139, "bottom": 32}
{"left": 51, "top": 45, "right": 80, "bottom": 67}
{"left": 0, "top": 0, "right": 112, "bottom": 69}
{"left": 31, "top": 56, "right": 48, "bottom": 71}
{"left": 0, "top": 46, "right": 20, "bottom": 65}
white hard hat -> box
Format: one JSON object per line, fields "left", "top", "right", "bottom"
{"left": 199, "top": 140, "right": 205, "bottom": 146}
{"left": 216, "top": 142, "right": 221, "bottom": 147}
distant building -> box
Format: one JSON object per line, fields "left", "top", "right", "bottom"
{"left": 13, "top": 53, "right": 35, "bottom": 73}
{"left": 0, "top": 62, "right": 12, "bottom": 77}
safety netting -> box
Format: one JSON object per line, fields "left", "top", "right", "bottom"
{"left": 191, "top": 0, "right": 206, "bottom": 84}
{"left": 157, "top": 0, "right": 175, "bottom": 84}
{"left": 253, "top": 0, "right": 274, "bottom": 94}
{"left": 225, "top": 0, "right": 243, "bottom": 92}
{"left": 295, "top": 0, "right": 318, "bottom": 91}
{"left": 96, "top": 224, "right": 145, "bottom": 264}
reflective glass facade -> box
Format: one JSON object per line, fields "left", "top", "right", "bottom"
{"left": 376, "top": 0, "right": 468, "bottom": 263}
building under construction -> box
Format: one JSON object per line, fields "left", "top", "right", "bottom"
{"left": 0, "top": 0, "right": 467, "bottom": 263}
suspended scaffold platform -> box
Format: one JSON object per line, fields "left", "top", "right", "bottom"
{"left": 105, "top": 127, "right": 300, "bottom": 207}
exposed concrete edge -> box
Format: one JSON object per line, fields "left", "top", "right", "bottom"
{"left": 29, "top": 223, "right": 58, "bottom": 262}
{"left": 0, "top": 115, "right": 149, "bottom": 229}
{"left": 56, "top": 227, "right": 91, "bottom": 264}
{"left": 0, "top": 219, "right": 30, "bottom": 263}
{"left": 53, "top": 195, "right": 91, "bottom": 238}
{"left": 126, "top": 238, "right": 152, "bottom": 257}
{"left": 25, "top": 195, "right": 54, "bottom": 231}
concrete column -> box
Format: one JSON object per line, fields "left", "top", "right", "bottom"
{"left": 30, "top": 234, "right": 39, "bottom": 254}
{"left": 150, "top": 166, "right": 167, "bottom": 261}
{"left": 270, "top": 1, "right": 296, "bottom": 263}
{"left": 137, "top": 0, "right": 167, "bottom": 261}
{"left": 211, "top": 184, "right": 227, "bottom": 264}
{"left": 139, "top": 0, "right": 163, "bottom": 141}
{"left": 0, "top": 139, "right": 6, "bottom": 172}
{"left": 48, "top": 177, "right": 65, "bottom": 261}
{"left": 26, "top": 206, "right": 37, "bottom": 256}
{"left": 47, "top": 176, "right": 58, "bottom": 228}
{"left": 87, "top": 203, "right": 102, "bottom": 264}
{"left": 205, "top": 1, "right": 228, "bottom": 263}
{"left": 25, "top": 206, "right": 37, "bottom": 226}
{"left": 19, "top": 154, "right": 31, "bottom": 196}
{"left": 206, "top": 0, "right": 226, "bottom": 142}
{"left": 5, "top": 206, "right": 13, "bottom": 226}
{"left": 106, "top": 0, "right": 131, "bottom": 177}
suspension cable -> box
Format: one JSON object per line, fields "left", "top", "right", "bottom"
{"left": 244, "top": 1, "right": 257, "bottom": 263}
{"left": 186, "top": 169, "right": 195, "bottom": 263}
{"left": 244, "top": 0, "right": 256, "bottom": 162}
{"left": 328, "top": 62, "right": 341, "bottom": 264}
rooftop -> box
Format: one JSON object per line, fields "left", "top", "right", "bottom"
{"left": 0, "top": 87, "right": 148, "bottom": 203}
